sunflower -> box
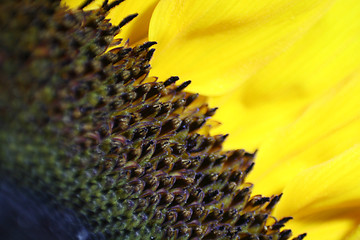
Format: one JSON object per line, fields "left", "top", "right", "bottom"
{"left": 1, "top": 0, "right": 359, "bottom": 239}
{"left": 62, "top": 0, "right": 360, "bottom": 239}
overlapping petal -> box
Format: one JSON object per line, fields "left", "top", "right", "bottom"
{"left": 148, "top": 0, "right": 335, "bottom": 95}
{"left": 274, "top": 145, "right": 360, "bottom": 239}
{"left": 209, "top": 0, "right": 360, "bottom": 153}
{"left": 248, "top": 72, "right": 360, "bottom": 196}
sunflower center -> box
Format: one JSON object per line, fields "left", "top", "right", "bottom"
{"left": 0, "top": 0, "right": 305, "bottom": 239}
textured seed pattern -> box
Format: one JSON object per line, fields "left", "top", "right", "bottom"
{"left": 0, "top": 0, "right": 305, "bottom": 239}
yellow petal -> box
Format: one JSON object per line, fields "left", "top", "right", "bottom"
{"left": 248, "top": 72, "right": 360, "bottom": 196}
{"left": 273, "top": 146, "right": 360, "bottom": 239}
{"left": 243, "top": 0, "right": 360, "bottom": 102}
{"left": 209, "top": 0, "right": 360, "bottom": 153}
{"left": 104, "top": 0, "right": 160, "bottom": 44}
{"left": 275, "top": 145, "right": 360, "bottom": 218}
{"left": 347, "top": 225, "right": 360, "bottom": 240}
{"left": 62, "top": 0, "right": 160, "bottom": 44}
{"left": 207, "top": 88, "right": 310, "bottom": 152}
{"left": 285, "top": 217, "right": 356, "bottom": 240}
{"left": 148, "top": 0, "right": 335, "bottom": 96}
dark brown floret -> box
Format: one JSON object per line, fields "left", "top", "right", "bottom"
{"left": 0, "top": 0, "right": 305, "bottom": 239}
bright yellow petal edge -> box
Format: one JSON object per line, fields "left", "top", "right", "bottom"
{"left": 62, "top": 0, "right": 360, "bottom": 239}
{"left": 274, "top": 145, "right": 360, "bottom": 239}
